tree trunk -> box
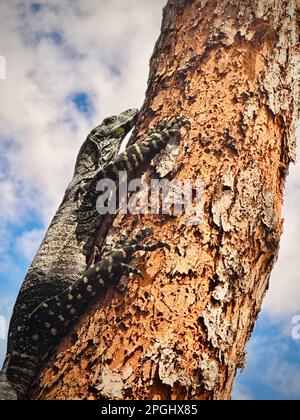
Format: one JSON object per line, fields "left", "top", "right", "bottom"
{"left": 30, "top": 0, "right": 299, "bottom": 400}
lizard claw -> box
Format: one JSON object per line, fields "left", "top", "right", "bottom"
{"left": 130, "top": 267, "right": 144, "bottom": 279}
{"left": 135, "top": 227, "right": 152, "bottom": 242}
{"left": 156, "top": 241, "right": 171, "bottom": 252}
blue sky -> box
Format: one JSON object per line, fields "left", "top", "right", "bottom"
{"left": 0, "top": 0, "right": 299, "bottom": 400}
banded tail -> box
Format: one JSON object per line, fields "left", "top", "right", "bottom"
{"left": 0, "top": 376, "right": 18, "bottom": 400}
{"left": 0, "top": 359, "right": 18, "bottom": 400}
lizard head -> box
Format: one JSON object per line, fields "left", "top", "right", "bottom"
{"left": 91, "top": 108, "right": 139, "bottom": 140}
{"left": 73, "top": 109, "right": 139, "bottom": 178}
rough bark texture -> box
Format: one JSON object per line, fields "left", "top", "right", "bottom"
{"left": 30, "top": 0, "right": 299, "bottom": 400}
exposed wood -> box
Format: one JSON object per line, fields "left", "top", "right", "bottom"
{"left": 30, "top": 0, "right": 299, "bottom": 400}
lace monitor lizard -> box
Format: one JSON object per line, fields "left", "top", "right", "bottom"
{"left": 0, "top": 108, "right": 139, "bottom": 400}
{"left": 0, "top": 112, "right": 189, "bottom": 400}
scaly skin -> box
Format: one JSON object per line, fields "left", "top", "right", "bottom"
{"left": 0, "top": 114, "right": 189, "bottom": 400}
{"left": 76, "top": 116, "right": 190, "bottom": 259}
{"left": 27, "top": 229, "right": 170, "bottom": 350}
{"left": 0, "top": 109, "right": 138, "bottom": 400}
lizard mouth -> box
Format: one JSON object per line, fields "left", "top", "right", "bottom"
{"left": 122, "top": 108, "right": 139, "bottom": 131}
{"left": 105, "top": 109, "right": 139, "bottom": 139}
{"left": 109, "top": 109, "right": 139, "bottom": 138}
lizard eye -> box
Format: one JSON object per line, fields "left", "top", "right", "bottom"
{"left": 103, "top": 116, "right": 115, "bottom": 125}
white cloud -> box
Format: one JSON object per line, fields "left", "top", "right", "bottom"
{"left": 0, "top": 315, "right": 7, "bottom": 341}
{"left": 0, "top": 0, "right": 166, "bottom": 230}
{"left": 0, "top": 179, "right": 17, "bottom": 221}
{"left": 0, "top": 295, "right": 14, "bottom": 319}
{"left": 264, "top": 361, "right": 300, "bottom": 398}
{"left": 239, "top": 333, "right": 300, "bottom": 400}
{"left": 0, "top": 255, "right": 23, "bottom": 290}
{"left": 16, "top": 228, "right": 44, "bottom": 261}
{"left": 263, "top": 127, "right": 300, "bottom": 318}
{"left": 232, "top": 384, "right": 253, "bottom": 400}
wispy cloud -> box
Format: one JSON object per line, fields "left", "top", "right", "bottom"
{"left": 264, "top": 361, "right": 300, "bottom": 398}
{"left": 233, "top": 384, "right": 253, "bottom": 400}
{"left": 263, "top": 127, "right": 300, "bottom": 318}
{"left": 235, "top": 315, "right": 300, "bottom": 400}
{"left": 0, "top": 0, "right": 166, "bottom": 226}
{"left": 16, "top": 228, "right": 45, "bottom": 261}
{"left": 0, "top": 0, "right": 299, "bottom": 400}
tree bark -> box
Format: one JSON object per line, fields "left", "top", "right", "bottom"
{"left": 30, "top": 0, "right": 299, "bottom": 400}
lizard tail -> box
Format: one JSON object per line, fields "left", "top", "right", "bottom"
{"left": 0, "top": 350, "right": 39, "bottom": 400}
{"left": 0, "top": 377, "right": 18, "bottom": 400}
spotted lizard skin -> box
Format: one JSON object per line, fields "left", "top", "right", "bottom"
{"left": 76, "top": 116, "right": 189, "bottom": 259}
{"left": 0, "top": 114, "right": 189, "bottom": 400}
{"left": 27, "top": 229, "right": 170, "bottom": 348}
{"left": 0, "top": 109, "right": 139, "bottom": 400}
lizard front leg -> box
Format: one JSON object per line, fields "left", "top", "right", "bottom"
{"left": 88, "top": 116, "right": 190, "bottom": 201}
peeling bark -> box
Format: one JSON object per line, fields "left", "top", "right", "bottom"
{"left": 30, "top": 0, "right": 299, "bottom": 400}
